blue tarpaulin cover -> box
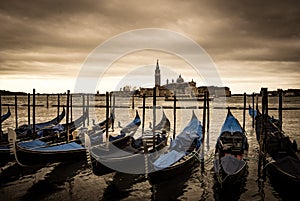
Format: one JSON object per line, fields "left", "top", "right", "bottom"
{"left": 19, "top": 140, "right": 84, "bottom": 151}
{"left": 248, "top": 108, "right": 257, "bottom": 119}
{"left": 220, "top": 114, "right": 243, "bottom": 134}
{"left": 31, "top": 142, "right": 84, "bottom": 151}
{"left": 153, "top": 150, "right": 186, "bottom": 169}
{"left": 153, "top": 112, "right": 202, "bottom": 170}
{"left": 18, "top": 139, "right": 47, "bottom": 148}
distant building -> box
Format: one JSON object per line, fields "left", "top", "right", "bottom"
{"left": 161, "top": 74, "right": 197, "bottom": 96}
{"left": 155, "top": 59, "right": 161, "bottom": 87}
{"left": 267, "top": 89, "right": 300, "bottom": 97}
{"left": 137, "top": 60, "right": 231, "bottom": 97}
{"left": 197, "top": 86, "right": 231, "bottom": 97}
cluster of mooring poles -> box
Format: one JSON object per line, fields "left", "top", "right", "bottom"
{"left": 257, "top": 87, "right": 284, "bottom": 180}
{"left": 0, "top": 89, "right": 91, "bottom": 141}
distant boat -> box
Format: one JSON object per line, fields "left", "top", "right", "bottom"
{"left": 214, "top": 109, "right": 249, "bottom": 185}
{"left": 164, "top": 96, "right": 214, "bottom": 102}
{"left": 147, "top": 111, "right": 202, "bottom": 184}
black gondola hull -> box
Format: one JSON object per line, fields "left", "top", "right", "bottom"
{"left": 14, "top": 144, "right": 87, "bottom": 166}
{"left": 148, "top": 149, "right": 200, "bottom": 185}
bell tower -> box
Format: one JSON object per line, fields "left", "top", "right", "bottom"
{"left": 155, "top": 59, "right": 161, "bottom": 87}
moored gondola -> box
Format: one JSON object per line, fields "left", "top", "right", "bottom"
{"left": 8, "top": 128, "right": 87, "bottom": 166}
{"left": 7, "top": 109, "right": 96, "bottom": 166}
{"left": 249, "top": 106, "right": 300, "bottom": 189}
{"left": 214, "top": 109, "right": 249, "bottom": 186}
{"left": 147, "top": 111, "right": 202, "bottom": 185}
{"left": 14, "top": 107, "right": 66, "bottom": 139}
{"left": 90, "top": 110, "right": 170, "bottom": 176}
{"left": 0, "top": 107, "right": 11, "bottom": 124}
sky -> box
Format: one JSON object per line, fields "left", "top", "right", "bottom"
{"left": 0, "top": 0, "right": 299, "bottom": 94}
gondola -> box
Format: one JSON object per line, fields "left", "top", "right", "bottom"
{"left": 214, "top": 109, "right": 249, "bottom": 185}
{"left": 0, "top": 109, "right": 89, "bottom": 163}
{"left": 35, "top": 108, "right": 89, "bottom": 141}
{"left": 90, "top": 111, "right": 170, "bottom": 176}
{"left": 266, "top": 156, "right": 300, "bottom": 188}
{"left": 7, "top": 110, "right": 94, "bottom": 166}
{"left": 108, "top": 110, "right": 141, "bottom": 141}
{"left": 248, "top": 106, "right": 298, "bottom": 159}
{"left": 14, "top": 107, "right": 66, "bottom": 139}
{"left": 147, "top": 111, "right": 202, "bottom": 185}
{"left": 8, "top": 127, "right": 87, "bottom": 166}
{"left": 0, "top": 108, "right": 12, "bottom": 161}
{"left": 249, "top": 106, "right": 300, "bottom": 188}
{"left": 77, "top": 113, "right": 115, "bottom": 146}
{"left": 0, "top": 107, "right": 11, "bottom": 123}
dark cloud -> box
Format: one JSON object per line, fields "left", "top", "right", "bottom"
{"left": 0, "top": 0, "right": 299, "bottom": 93}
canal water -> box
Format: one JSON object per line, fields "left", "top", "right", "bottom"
{"left": 0, "top": 95, "right": 299, "bottom": 200}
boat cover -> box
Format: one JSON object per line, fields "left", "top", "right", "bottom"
{"left": 153, "top": 112, "right": 202, "bottom": 170}
{"left": 170, "top": 115, "right": 202, "bottom": 151}
{"left": 0, "top": 109, "right": 11, "bottom": 123}
{"left": 271, "top": 156, "right": 300, "bottom": 179}
{"left": 18, "top": 139, "right": 84, "bottom": 151}
{"left": 248, "top": 107, "right": 257, "bottom": 119}
{"left": 153, "top": 150, "right": 186, "bottom": 170}
{"left": 31, "top": 142, "right": 84, "bottom": 151}
{"left": 18, "top": 139, "right": 47, "bottom": 148}
{"left": 221, "top": 114, "right": 243, "bottom": 134}
{"left": 221, "top": 155, "right": 246, "bottom": 175}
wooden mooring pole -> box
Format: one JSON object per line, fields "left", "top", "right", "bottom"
{"left": 14, "top": 95, "right": 18, "bottom": 128}
{"left": 152, "top": 87, "right": 156, "bottom": 150}
{"left": 28, "top": 93, "right": 30, "bottom": 126}
{"left": 260, "top": 87, "right": 268, "bottom": 180}
{"left": 66, "top": 90, "right": 70, "bottom": 142}
{"left": 70, "top": 94, "right": 73, "bottom": 122}
{"left": 252, "top": 92, "right": 255, "bottom": 128}
{"left": 278, "top": 89, "right": 283, "bottom": 130}
{"left": 112, "top": 93, "right": 115, "bottom": 130}
{"left": 256, "top": 94, "right": 259, "bottom": 112}
{"left": 206, "top": 91, "right": 210, "bottom": 150}
{"left": 243, "top": 92, "right": 246, "bottom": 131}
{"left": 82, "top": 94, "right": 86, "bottom": 127}
{"left": 201, "top": 91, "right": 207, "bottom": 171}
{"left": 142, "top": 94, "right": 146, "bottom": 134}
{"left": 57, "top": 94, "right": 60, "bottom": 122}
{"left": 105, "top": 92, "right": 109, "bottom": 141}
{"left": 173, "top": 91, "right": 176, "bottom": 140}
{"left": 132, "top": 93, "right": 135, "bottom": 109}
{"left": 33, "top": 89, "right": 36, "bottom": 139}
{"left": 87, "top": 94, "right": 90, "bottom": 126}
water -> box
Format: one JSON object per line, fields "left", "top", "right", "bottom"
{"left": 0, "top": 95, "right": 299, "bottom": 201}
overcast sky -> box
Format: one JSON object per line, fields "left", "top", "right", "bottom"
{"left": 0, "top": 0, "right": 299, "bottom": 94}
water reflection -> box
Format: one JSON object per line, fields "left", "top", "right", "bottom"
{"left": 213, "top": 169, "right": 248, "bottom": 201}
{"left": 151, "top": 166, "right": 199, "bottom": 201}
{"left": 0, "top": 162, "right": 44, "bottom": 185}
{"left": 21, "top": 160, "right": 86, "bottom": 201}
{"left": 101, "top": 172, "right": 146, "bottom": 201}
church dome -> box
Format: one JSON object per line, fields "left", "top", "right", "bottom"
{"left": 176, "top": 74, "right": 184, "bottom": 83}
